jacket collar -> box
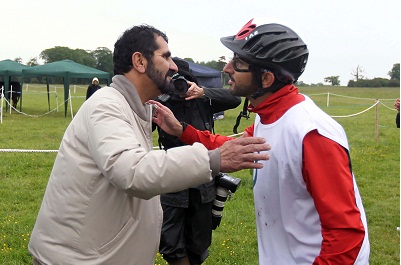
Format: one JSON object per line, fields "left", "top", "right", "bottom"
{"left": 110, "top": 75, "right": 152, "bottom": 122}
{"left": 248, "top": 84, "right": 305, "bottom": 124}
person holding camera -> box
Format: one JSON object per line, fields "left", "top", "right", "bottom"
{"left": 28, "top": 24, "right": 271, "bottom": 265}
{"left": 151, "top": 18, "right": 370, "bottom": 264}
{"left": 154, "top": 57, "right": 241, "bottom": 265}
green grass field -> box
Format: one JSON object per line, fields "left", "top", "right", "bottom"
{"left": 0, "top": 84, "right": 399, "bottom": 264}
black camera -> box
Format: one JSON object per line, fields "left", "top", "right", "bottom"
{"left": 172, "top": 74, "right": 189, "bottom": 96}
{"left": 212, "top": 173, "right": 242, "bottom": 230}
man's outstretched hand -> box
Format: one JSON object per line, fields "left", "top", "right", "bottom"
{"left": 219, "top": 137, "right": 270, "bottom": 172}
{"left": 148, "top": 99, "right": 271, "bottom": 172}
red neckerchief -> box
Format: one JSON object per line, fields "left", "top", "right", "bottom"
{"left": 248, "top": 84, "right": 305, "bottom": 124}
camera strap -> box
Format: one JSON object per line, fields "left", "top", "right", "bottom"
{"left": 232, "top": 98, "right": 250, "bottom": 134}
{"left": 193, "top": 99, "right": 214, "bottom": 133}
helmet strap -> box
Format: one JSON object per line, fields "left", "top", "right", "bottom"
{"left": 250, "top": 66, "right": 270, "bottom": 99}
{"left": 250, "top": 66, "right": 288, "bottom": 99}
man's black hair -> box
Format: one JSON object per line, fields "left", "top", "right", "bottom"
{"left": 113, "top": 24, "right": 168, "bottom": 75}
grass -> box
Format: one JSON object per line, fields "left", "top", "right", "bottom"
{"left": 0, "top": 84, "right": 399, "bottom": 264}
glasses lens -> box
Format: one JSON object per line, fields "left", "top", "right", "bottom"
{"left": 232, "top": 54, "right": 251, "bottom": 72}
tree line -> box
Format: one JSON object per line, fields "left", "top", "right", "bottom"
{"left": 14, "top": 47, "right": 400, "bottom": 87}
{"left": 348, "top": 63, "right": 400, "bottom": 87}
{"left": 15, "top": 47, "right": 226, "bottom": 77}
{"left": 15, "top": 46, "right": 113, "bottom": 74}
{"left": 302, "top": 63, "right": 399, "bottom": 87}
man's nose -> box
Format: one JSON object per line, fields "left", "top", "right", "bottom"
{"left": 223, "top": 61, "right": 233, "bottom": 73}
{"left": 169, "top": 59, "right": 178, "bottom": 72}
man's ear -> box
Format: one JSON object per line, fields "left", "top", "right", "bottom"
{"left": 261, "top": 71, "right": 275, "bottom": 88}
{"left": 132, "top": 52, "right": 147, "bottom": 73}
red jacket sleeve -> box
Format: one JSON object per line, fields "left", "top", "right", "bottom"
{"left": 179, "top": 124, "right": 233, "bottom": 150}
{"left": 302, "top": 130, "right": 366, "bottom": 264}
{"left": 244, "top": 124, "right": 254, "bottom": 137}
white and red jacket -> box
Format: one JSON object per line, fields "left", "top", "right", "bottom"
{"left": 179, "top": 85, "right": 370, "bottom": 264}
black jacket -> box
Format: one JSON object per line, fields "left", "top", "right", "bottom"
{"left": 86, "top": 84, "right": 101, "bottom": 100}
{"left": 157, "top": 88, "right": 241, "bottom": 207}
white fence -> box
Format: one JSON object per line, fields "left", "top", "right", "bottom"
{"left": 0, "top": 84, "right": 87, "bottom": 121}
{"left": 0, "top": 91, "right": 398, "bottom": 153}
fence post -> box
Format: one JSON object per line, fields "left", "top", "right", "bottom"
{"left": 375, "top": 99, "right": 379, "bottom": 143}
{"left": 69, "top": 89, "right": 74, "bottom": 119}
{"left": 55, "top": 87, "right": 58, "bottom": 112}
{"left": 326, "top": 92, "right": 330, "bottom": 107}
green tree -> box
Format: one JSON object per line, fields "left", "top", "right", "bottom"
{"left": 183, "top": 58, "right": 194, "bottom": 63}
{"left": 217, "top": 56, "right": 226, "bottom": 71}
{"left": 296, "top": 81, "right": 309, "bottom": 86}
{"left": 202, "top": 60, "right": 219, "bottom": 70}
{"left": 388, "top": 63, "right": 400, "bottom": 80}
{"left": 348, "top": 77, "right": 399, "bottom": 87}
{"left": 40, "top": 46, "right": 95, "bottom": 67}
{"left": 14, "top": 57, "right": 22, "bottom": 63}
{"left": 92, "top": 47, "right": 113, "bottom": 74}
{"left": 40, "top": 46, "right": 73, "bottom": 63}
{"left": 27, "top": 57, "right": 39, "bottom": 66}
{"left": 324, "top": 76, "right": 340, "bottom": 86}
{"left": 71, "top": 48, "right": 96, "bottom": 67}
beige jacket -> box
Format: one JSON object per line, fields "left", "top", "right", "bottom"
{"left": 28, "top": 75, "right": 216, "bottom": 265}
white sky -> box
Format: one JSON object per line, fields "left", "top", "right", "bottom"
{"left": 2, "top": 0, "right": 400, "bottom": 85}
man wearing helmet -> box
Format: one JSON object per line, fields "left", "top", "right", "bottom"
{"left": 151, "top": 18, "right": 370, "bottom": 264}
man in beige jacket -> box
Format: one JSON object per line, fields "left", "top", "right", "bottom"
{"left": 28, "top": 24, "right": 270, "bottom": 265}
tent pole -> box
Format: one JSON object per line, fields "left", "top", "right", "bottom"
{"left": 0, "top": 87, "right": 3, "bottom": 124}
{"left": 5, "top": 76, "right": 10, "bottom": 111}
{"left": 9, "top": 84, "right": 13, "bottom": 114}
{"left": 64, "top": 76, "right": 70, "bottom": 117}
{"left": 19, "top": 80, "right": 23, "bottom": 111}
{"left": 46, "top": 77, "right": 50, "bottom": 111}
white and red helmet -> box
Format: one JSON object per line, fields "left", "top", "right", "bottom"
{"left": 220, "top": 18, "right": 309, "bottom": 83}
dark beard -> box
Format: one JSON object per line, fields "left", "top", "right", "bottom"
{"left": 146, "top": 61, "right": 175, "bottom": 94}
{"left": 229, "top": 74, "right": 259, "bottom": 97}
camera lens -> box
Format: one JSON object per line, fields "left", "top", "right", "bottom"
{"left": 172, "top": 76, "right": 189, "bottom": 95}
{"left": 212, "top": 173, "right": 242, "bottom": 230}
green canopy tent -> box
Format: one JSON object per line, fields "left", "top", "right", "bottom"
{"left": 0, "top": 59, "right": 30, "bottom": 110}
{"left": 22, "top": 59, "right": 111, "bottom": 117}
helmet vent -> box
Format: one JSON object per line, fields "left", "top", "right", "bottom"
{"left": 237, "top": 26, "right": 256, "bottom": 39}
{"left": 235, "top": 19, "right": 257, "bottom": 40}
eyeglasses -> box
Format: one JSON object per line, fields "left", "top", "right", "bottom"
{"left": 230, "top": 54, "right": 252, "bottom": 72}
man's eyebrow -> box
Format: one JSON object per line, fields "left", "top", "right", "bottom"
{"left": 154, "top": 51, "right": 172, "bottom": 59}
{"left": 161, "top": 51, "right": 172, "bottom": 58}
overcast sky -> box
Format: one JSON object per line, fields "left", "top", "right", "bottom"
{"left": 2, "top": 0, "right": 400, "bottom": 85}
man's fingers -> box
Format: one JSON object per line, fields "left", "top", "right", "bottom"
{"left": 237, "top": 161, "right": 265, "bottom": 170}
{"left": 243, "top": 152, "right": 270, "bottom": 162}
{"left": 223, "top": 137, "right": 271, "bottom": 154}
{"left": 242, "top": 143, "right": 271, "bottom": 154}
{"left": 219, "top": 136, "right": 271, "bottom": 173}
{"left": 233, "top": 136, "right": 267, "bottom": 145}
